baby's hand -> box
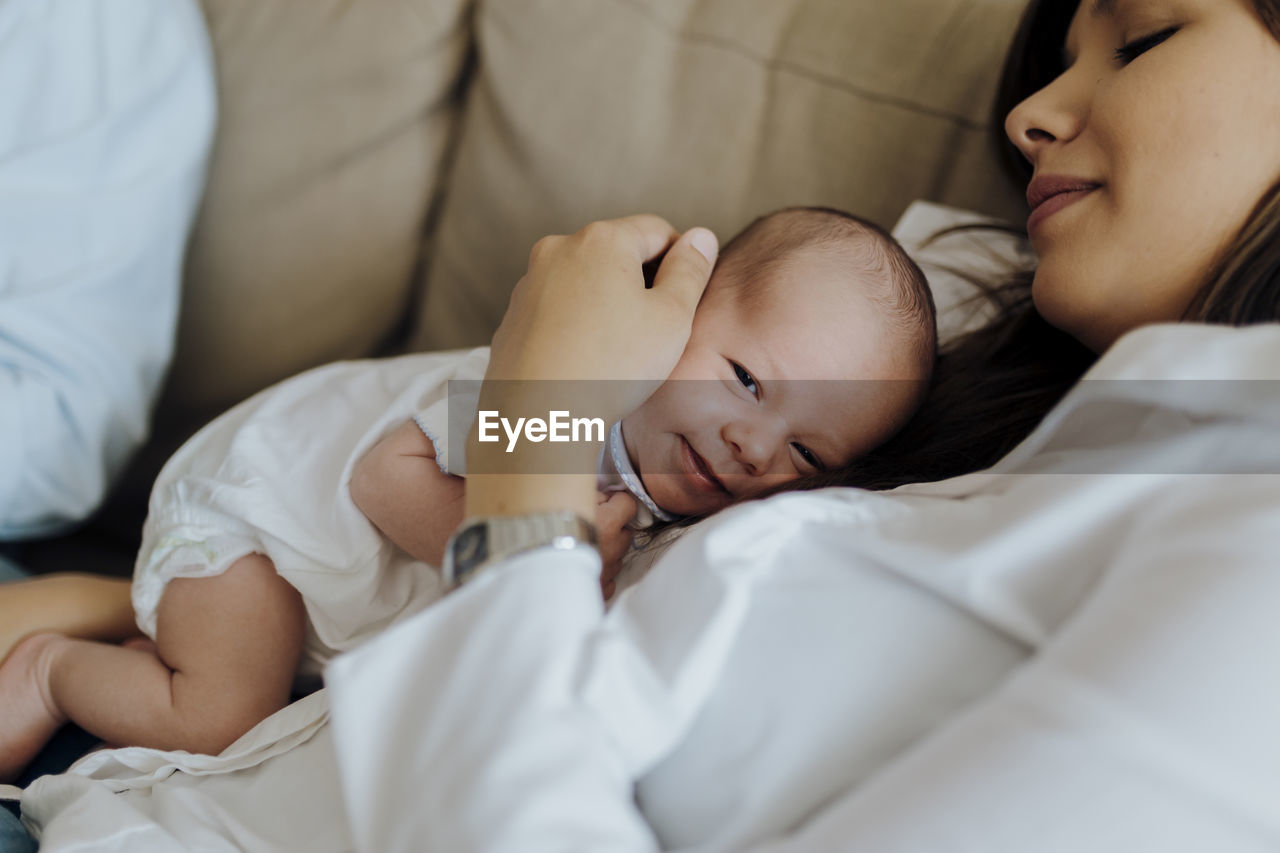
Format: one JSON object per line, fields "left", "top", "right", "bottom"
{"left": 596, "top": 491, "right": 638, "bottom": 600}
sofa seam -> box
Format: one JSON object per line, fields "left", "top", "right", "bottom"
{"left": 611, "top": 0, "right": 990, "bottom": 131}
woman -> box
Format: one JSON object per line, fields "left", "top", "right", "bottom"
{"left": 322, "top": 1, "right": 1280, "bottom": 851}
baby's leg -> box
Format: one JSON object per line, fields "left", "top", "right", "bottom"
{"left": 0, "top": 573, "right": 138, "bottom": 665}
{"left": 0, "top": 554, "right": 305, "bottom": 780}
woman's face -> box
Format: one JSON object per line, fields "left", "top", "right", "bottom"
{"left": 1005, "top": 0, "right": 1280, "bottom": 352}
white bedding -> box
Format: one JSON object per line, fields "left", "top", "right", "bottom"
{"left": 6, "top": 321, "right": 1280, "bottom": 851}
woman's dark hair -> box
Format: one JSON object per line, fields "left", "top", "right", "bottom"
{"left": 785, "top": 0, "right": 1280, "bottom": 494}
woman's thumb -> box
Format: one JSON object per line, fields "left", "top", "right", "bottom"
{"left": 651, "top": 227, "right": 718, "bottom": 312}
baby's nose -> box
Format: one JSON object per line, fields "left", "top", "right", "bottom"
{"left": 724, "top": 419, "right": 784, "bottom": 475}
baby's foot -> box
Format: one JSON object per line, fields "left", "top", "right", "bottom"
{"left": 0, "top": 633, "right": 69, "bottom": 783}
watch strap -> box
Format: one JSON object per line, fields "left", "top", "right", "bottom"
{"left": 444, "top": 511, "right": 598, "bottom": 586}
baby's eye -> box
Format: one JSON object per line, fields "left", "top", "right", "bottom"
{"left": 732, "top": 362, "right": 759, "bottom": 397}
{"left": 792, "top": 442, "right": 822, "bottom": 470}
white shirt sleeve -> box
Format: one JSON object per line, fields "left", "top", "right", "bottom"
{"left": 327, "top": 548, "right": 664, "bottom": 853}
{"left": 0, "top": 0, "right": 216, "bottom": 538}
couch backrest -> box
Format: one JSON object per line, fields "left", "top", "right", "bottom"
{"left": 171, "top": 0, "right": 472, "bottom": 422}
{"left": 409, "top": 0, "right": 1030, "bottom": 351}
{"left": 153, "top": 0, "right": 1028, "bottom": 477}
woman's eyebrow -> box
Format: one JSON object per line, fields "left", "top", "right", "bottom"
{"left": 1064, "top": 0, "right": 1118, "bottom": 66}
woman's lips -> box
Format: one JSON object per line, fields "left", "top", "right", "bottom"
{"left": 680, "top": 437, "right": 727, "bottom": 495}
{"left": 1027, "top": 185, "right": 1099, "bottom": 234}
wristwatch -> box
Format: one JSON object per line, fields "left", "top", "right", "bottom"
{"left": 443, "top": 511, "right": 598, "bottom": 586}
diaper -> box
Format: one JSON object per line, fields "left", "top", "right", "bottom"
{"left": 130, "top": 350, "right": 486, "bottom": 675}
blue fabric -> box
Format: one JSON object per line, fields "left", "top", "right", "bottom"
{"left": 0, "top": 806, "right": 36, "bottom": 853}
{"left": 0, "top": 554, "right": 25, "bottom": 582}
{"left": 0, "top": 0, "right": 217, "bottom": 540}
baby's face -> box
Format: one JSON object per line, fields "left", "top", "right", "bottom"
{"left": 621, "top": 250, "right": 926, "bottom": 517}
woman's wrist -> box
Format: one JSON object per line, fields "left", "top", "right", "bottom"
{"left": 463, "top": 473, "right": 597, "bottom": 522}
{"left": 464, "top": 428, "right": 599, "bottom": 520}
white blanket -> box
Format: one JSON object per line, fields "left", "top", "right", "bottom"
{"left": 10, "top": 323, "right": 1280, "bottom": 851}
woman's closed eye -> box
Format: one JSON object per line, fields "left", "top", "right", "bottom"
{"left": 1114, "top": 26, "right": 1178, "bottom": 65}
{"left": 732, "top": 361, "right": 759, "bottom": 397}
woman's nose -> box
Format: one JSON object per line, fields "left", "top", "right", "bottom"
{"left": 1004, "top": 70, "right": 1088, "bottom": 168}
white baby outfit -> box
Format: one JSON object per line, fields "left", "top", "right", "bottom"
{"left": 132, "top": 347, "right": 668, "bottom": 679}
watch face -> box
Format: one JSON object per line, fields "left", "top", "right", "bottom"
{"left": 453, "top": 524, "right": 488, "bottom": 573}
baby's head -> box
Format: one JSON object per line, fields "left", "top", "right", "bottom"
{"left": 622, "top": 206, "right": 936, "bottom": 517}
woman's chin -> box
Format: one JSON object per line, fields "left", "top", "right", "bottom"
{"left": 1031, "top": 274, "right": 1109, "bottom": 352}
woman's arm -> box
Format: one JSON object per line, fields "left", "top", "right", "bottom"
{"left": 329, "top": 215, "right": 719, "bottom": 852}
{"left": 353, "top": 215, "right": 714, "bottom": 568}
{"left": 329, "top": 547, "right": 661, "bottom": 853}
{"left": 348, "top": 421, "right": 466, "bottom": 567}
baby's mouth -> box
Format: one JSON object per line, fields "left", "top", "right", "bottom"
{"left": 680, "top": 437, "right": 727, "bottom": 495}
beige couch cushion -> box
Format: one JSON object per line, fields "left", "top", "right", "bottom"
{"left": 169, "top": 0, "right": 474, "bottom": 421}
{"left": 411, "top": 0, "right": 1029, "bottom": 352}
{"left": 78, "top": 0, "right": 478, "bottom": 540}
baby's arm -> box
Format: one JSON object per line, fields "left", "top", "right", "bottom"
{"left": 349, "top": 421, "right": 466, "bottom": 567}
{"left": 352, "top": 421, "right": 638, "bottom": 594}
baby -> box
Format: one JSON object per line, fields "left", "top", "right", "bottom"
{"left": 0, "top": 206, "right": 935, "bottom": 779}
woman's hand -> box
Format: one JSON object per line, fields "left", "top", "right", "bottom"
{"left": 485, "top": 214, "right": 718, "bottom": 392}
{"left": 466, "top": 215, "right": 718, "bottom": 521}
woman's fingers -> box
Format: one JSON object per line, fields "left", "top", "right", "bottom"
{"left": 612, "top": 214, "right": 682, "bottom": 264}
{"left": 467, "top": 215, "right": 718, "bottom": 519}
{"left": 650, "top": 226, "right": 718, "bottom": 316}
{"left": 483, "top": 215, "right": 717, "bottom": 393}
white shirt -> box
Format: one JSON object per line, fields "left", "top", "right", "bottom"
{"left": 326, "top": 323, "right": 1280, "bottom": 853}
{"left": 13, "top": 324, "right": 1280, "bottom": 852}
{"left": 0, "top": 0, "right": 215, "bottom": 538}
